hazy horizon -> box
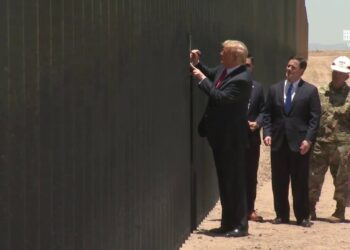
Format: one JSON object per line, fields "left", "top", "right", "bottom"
{"left": 306, "top": 0, "right": 350, "bottom": 49}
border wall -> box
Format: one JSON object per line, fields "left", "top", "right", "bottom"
{"left": 0, "top": 1, "right": 307, "bottom": 249}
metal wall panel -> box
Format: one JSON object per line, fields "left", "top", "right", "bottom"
{"left": 0, "top": 1, "right": 307, "bottom": 250}
{"left": 296, "top": 0, "right": 309, "bottom": 58}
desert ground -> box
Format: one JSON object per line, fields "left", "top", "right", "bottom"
{"left": 181, "top": 51, "right": 350, "bottom": 250}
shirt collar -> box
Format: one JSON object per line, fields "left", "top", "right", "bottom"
{"left": 285, "top": 79, "right": 300, "bottom": 88}
{"left": 226, "top": 65, "right": 241, "bottom": 75}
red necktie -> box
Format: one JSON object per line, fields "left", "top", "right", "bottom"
{"left": 215, "top": 69, "right": 227, "bottom": 88}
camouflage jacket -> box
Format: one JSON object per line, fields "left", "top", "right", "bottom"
{"left": 317, "top": 83, "right": 350, "bottom": 143}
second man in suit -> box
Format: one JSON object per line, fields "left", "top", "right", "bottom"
{"left": 245, "top": 55, "right": 265, "bottom": 222}
{"left": 263, "top": 56, "right": 321, "bottom": 227}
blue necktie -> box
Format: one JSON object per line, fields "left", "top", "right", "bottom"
{"left": 284, "top": 83, "right": 293, "bottom": 113}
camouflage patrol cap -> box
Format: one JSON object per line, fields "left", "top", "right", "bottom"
{"left": 331, "top": 56, "right": 350, "bottom": 74}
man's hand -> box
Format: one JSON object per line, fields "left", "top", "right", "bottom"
{"left": 190, "top": 49, "right": 201, "bottom": 65}
{"left": 299, "top": 140, "right": 311, "bottom": 155}
{"left": 248, "top": 121, "right": 259, "bottom": 132}
{"left": 263, "top": 136, "right": 271, "bottom": 146}
{"left": 190, "top": 64, "right": 206, "bottom": 81}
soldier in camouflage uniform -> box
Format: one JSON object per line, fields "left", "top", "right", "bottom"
{"left": 309, "top": 56, "right": 350, "bottom": 222}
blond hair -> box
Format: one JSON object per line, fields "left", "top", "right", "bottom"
{"left": 222, "top": 40, "right": 248, "bottom": 64}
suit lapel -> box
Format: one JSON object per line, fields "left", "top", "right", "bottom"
{"left": 248, "top": 82, "right": 256, "bottom": 112}
{"left": 278, "top": 81, "right": 285, "bottom": 113}
{"left": 214, "top": 68, "right": 226, "bottom": 84}
{"left": 289, "top": 80, "right": 305, "bottom": 112}
{"left": 227, "top": 65, "right": 246, "bottom": 78}
{"left": 218, "top": 65, "right": 246, "bottom": 89}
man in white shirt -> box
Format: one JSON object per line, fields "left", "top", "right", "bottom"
{"left": 263, "top": 56, "right": 321, "bottom": 227}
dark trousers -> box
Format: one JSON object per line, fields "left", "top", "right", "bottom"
{"left": 271, "top": 138, "right": 310, "bottom": 222}
{"left": 245, "top": 145, "right": 260, "bottom": 213}
{"left": 212, "top": 145, "right": 248, "bottom": 230}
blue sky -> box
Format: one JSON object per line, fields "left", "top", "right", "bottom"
{"left": 306, "top": 0, "right": 350, "bottom": 45}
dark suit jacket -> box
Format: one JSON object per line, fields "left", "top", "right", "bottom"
{"left": 263, "top": 79, "right": 321, "bottom": 152}
{"left": 197, "top": 63, "right": 252, "bottom": 149}
{"left": 247, "top": 80, "right": 265, "bottom": 147}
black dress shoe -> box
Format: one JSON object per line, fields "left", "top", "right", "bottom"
{"left": 225, "top": 227, "right": 248, "bottom": 237}
{"left": 298, "top": 219, "right": 313, "bottom": 227}
{"left": 271, "top": 217, "right": 290, "bottom": 224}
{"left": 209, "top": 227, "right": 232, "bottom": 235}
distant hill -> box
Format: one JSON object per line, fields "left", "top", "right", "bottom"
{"left": 309, "top": 43, "right": 350, "bottom": 51}
{"left": 303, "top": 50, "right": 350, "bottom": 86}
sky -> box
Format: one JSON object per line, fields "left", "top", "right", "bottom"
{"left": 306, "top": 0, "right": 350, "bottom": 45}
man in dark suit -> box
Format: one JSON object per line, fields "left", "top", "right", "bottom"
{"left": 263, "top": 56, "right": 321, "bottom": 227}
{"left": 190, "top": 40, "right": 252, "bottom": 237}
{"left": 245, "top": 55, "right": 265, "bottom": 222}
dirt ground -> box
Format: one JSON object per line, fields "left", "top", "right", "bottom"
{"left": 181, "top": 51, "right": 350, "bottom": 250}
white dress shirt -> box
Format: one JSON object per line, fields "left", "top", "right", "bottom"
{"left": 284, "top": 79, "right": 300, "bottom": 103}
